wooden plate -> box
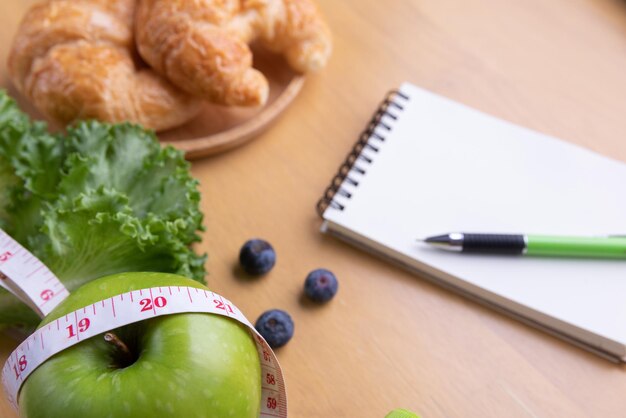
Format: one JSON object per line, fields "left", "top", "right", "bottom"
{"left": 159, "top": 48, "right": 305, "bottom": 159}
{"left": 2, "top": 47, "right": 304, "bottom": 161}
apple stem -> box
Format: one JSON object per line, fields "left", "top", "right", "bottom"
{"left": 104, "top": 332, "right": 132, "bottom": 362}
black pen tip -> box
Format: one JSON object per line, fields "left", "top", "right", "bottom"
{"left": 423, "top": 234, "right": 450, "bottom": 244}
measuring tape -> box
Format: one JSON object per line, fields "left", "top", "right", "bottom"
{"left": 0, "top": 229, "right": 68, "bottom": 317}
{"left": 2, "top": 286, "right": 288, "bottom": 416}
{"left": 0, "top": 229, "right": 287, "bottom": 417}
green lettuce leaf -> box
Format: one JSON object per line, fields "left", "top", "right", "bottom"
{"left": 0, "top": 158, "right": 17, "bottom": 225}
{"left": 0, "top": 91, "right": 207, "bottom": 328}
{"left": 60, "top": 122, "right": 203, "bottom": 244}
{"left": 35, "top": 187, "right": 206, "bottom": 290}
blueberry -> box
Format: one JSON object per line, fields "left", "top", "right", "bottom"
{"left": 239, "top": 239, "right": 276, "bottom": 275}
{"left": 304, "top": 269, "right": 338, "bottom": 303}
{"left": 255, "top": 309, "right": 294, "bottom": 348}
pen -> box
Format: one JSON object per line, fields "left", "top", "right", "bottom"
{"left": 419, "top": 233, "right": 626, "bottom": 259}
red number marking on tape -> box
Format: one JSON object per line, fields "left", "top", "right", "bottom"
{"left": 0, "top": 251, "right": 13, "bottom": 263}
{"left": 40, "top": 289, "right": 54, "bottom": 301}
{"left": 66, "top": 318, "right": 91, "bottom": 338}
{"left": 139, "top": 296, "right": 167, "bottom": 312}
{"left": 12, "top": 356, "right": 26, "bottom": 380}
{"left": 267, "top": 397, "right": 277, "bottom": 410}
{"left": 213, "top": 299, "right": 235, "bottom": 314}
{"left": 154, "top": 296, "right": 167, "bottom": 308}
{"left": 266, "top": 373, "right": 276, "bottom": 385}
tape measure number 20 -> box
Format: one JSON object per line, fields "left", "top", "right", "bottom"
{"left": 0, "top": 228, "right": 287, "bottom": 417}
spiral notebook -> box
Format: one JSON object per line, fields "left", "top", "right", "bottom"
{"left": 317, "top": 82, "right": 626, "bottom": 361}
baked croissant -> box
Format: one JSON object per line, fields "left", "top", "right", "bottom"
{"left": 135, "top": 0, "right": 333, "bottom": 107}
{"left": 8, "top": 0, "right": 201, "bottom": 132}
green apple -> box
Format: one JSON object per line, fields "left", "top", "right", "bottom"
{"left": 18, "top": 272, "right": 261, "bottom": 418}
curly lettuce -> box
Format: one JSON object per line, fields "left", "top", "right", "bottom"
{"left": 0, "top": 91, "right": 206, "bottom": 327}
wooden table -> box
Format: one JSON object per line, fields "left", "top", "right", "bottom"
{"left": 2, "top": 0, "right": 626, "bottom": 416}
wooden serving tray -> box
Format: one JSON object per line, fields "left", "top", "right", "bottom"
{"left": 159, "top": 49, "right": 305, "bottom": 159}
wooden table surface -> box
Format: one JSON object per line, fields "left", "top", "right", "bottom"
{"left": 2, "top": 0, "right": 626, "bottom": 417}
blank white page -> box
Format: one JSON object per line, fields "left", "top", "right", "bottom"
{"left": 323, "top": 83, "right": 626, "bottom": 358}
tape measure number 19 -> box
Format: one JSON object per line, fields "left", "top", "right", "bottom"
{"left": 0, "top": 228, "right": 287, "bottom": 417}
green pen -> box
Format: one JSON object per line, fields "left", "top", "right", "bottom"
{"left": 419, "top": 233, "right": 626, "bottom": 259}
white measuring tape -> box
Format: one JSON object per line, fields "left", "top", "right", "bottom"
{"left": 0, "top": 229, "right": 68, "bottom": 317}
{"left": 0, "top": 229, "right": 287, "bottom": 417}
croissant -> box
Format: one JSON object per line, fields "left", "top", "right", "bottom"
{"left": 8, "top": 0, "right": 201, "bottom": 132}
{"left": 135, "top": 0, "right": 333, "bottom": 107}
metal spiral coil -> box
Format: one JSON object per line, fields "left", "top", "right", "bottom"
{"left": 316, "top": 89, "right": 409, "bottom": 217}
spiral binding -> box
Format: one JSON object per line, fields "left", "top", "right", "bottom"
{"left": 316, "top": 89, "right": 410, "bottom": 217}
